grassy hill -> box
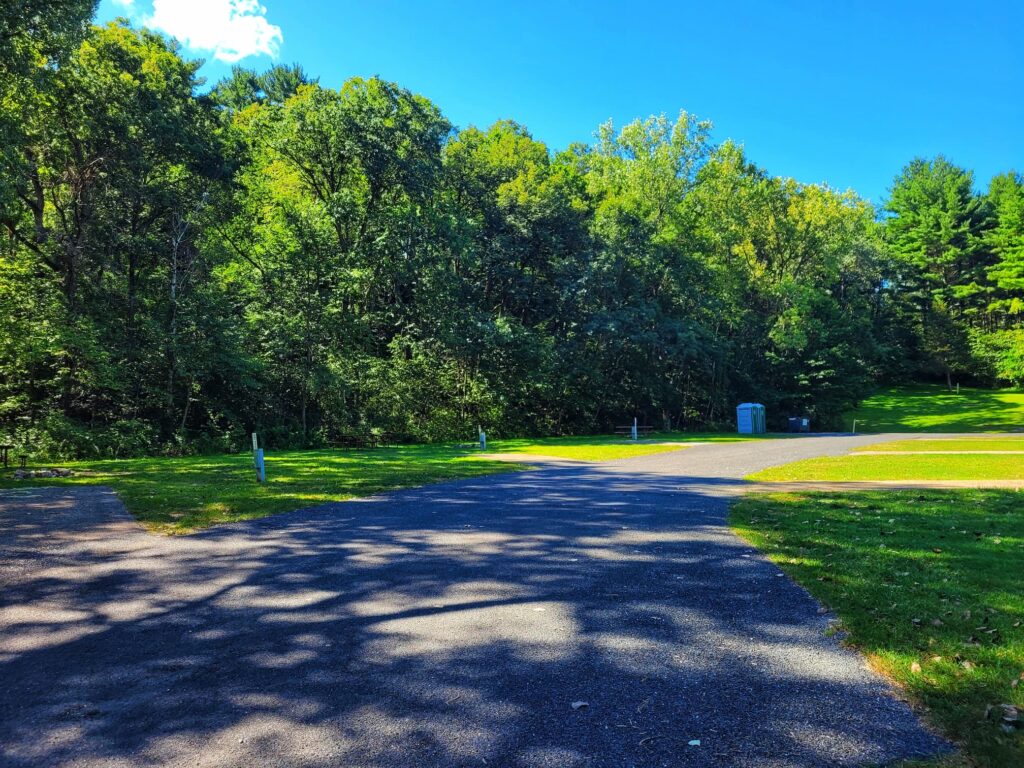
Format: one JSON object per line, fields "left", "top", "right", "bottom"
{"left": 845, "top": 385, "right": 1024, "bottom": 433}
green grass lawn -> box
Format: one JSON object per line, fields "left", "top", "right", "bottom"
{"left": 0, "top": 433, "right": 734, "bottom": 532}
{"left": 846, "top": 385, "right": 1024, "bottom": 433}
{"left": 854, "top": 438, "right": 1024, "bottom": 453}
{"left": 488, "top": 435, "right": 692, "bottom": 460}
{"left": 749, "top": 454, "right": 1024, "bottom": 482}
{"left": 660, "top": 431, "right": 800, "bottom": 443}
{"left": 488, "top": 432, "right": 784, "bottom": 460}
{"left": 731, "top": 490, "right": 1024, "bottom": 767}
{"left": 0, "top": 446, "right": 519, "bottom": 533}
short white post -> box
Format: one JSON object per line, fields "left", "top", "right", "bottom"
{"left": 632, "top": 417, "right": 638, "bottom": 441}
{"left": 852, "top": 419, "right": 857, "bottom": 434}
{"left": 479, "top": 426, "right": 486, "bottom": 451}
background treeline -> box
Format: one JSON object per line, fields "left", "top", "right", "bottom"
{"left": 1, "top": 11, "right": 1022, "bottom": 457}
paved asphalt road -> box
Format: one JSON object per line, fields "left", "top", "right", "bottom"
{"left": 0, "top": 435, "right": 950, "bottom": 767}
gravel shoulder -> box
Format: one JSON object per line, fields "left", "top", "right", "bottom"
{"left": 0, "top": 435, "right": 951, "bottom": 767}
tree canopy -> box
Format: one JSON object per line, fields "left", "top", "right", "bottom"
{"left": 0, "top": 15, "right": 1020, "bottom": 457}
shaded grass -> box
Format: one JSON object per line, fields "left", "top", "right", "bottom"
{"left": 749, "top": 454, "right": 1024, "bottom": 482}
{"left": 0, "top": 446, "right": 519, "bottom": 533}
{"left": 855, "top": 438, "right": 1024, "bottom": 453}
{"left": 846, "top": 386, "right": 1024, "bottom": 433}
{"left": 731, "top": 490, "right": 1024, "bottom": 767}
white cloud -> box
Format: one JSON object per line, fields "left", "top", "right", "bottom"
{"left": 144, "top": 0, "right": 283, "bottom": 63}
{"left": 112, "top": 0, "right": 135, "bottom": 7}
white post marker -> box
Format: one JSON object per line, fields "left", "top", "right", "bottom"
{"left": 852, "top": 419, "right": 858, "bottom": 434}
{"left": 251, "top": 432, "right": 258, "bottom": 452}
{"left": 632, "top": 417, "right": 638, "bottom": 441}
{"left": 479, "top": 429, "right": 487, "bottom": 451}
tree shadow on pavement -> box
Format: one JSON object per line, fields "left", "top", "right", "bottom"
{"left": 0, "top": 468, "right": 949, "bottom": 767}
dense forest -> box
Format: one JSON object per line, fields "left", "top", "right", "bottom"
{"left": 1, "top": 5, "right": 1022, "bottom": 457}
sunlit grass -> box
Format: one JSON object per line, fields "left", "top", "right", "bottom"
{"left": 489, "top": 435, "right": 690, "bottom": 460}
{"left": 731, "top": 490, "right": 1024, "bottom": 766}
{"left": 488, "top": 431, "right": 788, "bottom": 460}
{"left": 846, "top": 385, "right": 1024, "bottom": 433}
{"left": 749, "top": 454, "right": 1024, "bottom": 482}
{"left": 0, "top": 432, "right": 749, "bottom": 532}
{"left": 659, "top": 431, "right": 797, "bottom": 443}
{"left": 854, "top": 438, "right": 1024, "bottom": 453}
{"left": 0, "top": 446, "right": 519, "bottom": 533}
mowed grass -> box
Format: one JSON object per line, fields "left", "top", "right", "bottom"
{"left": 489, "top": 435, "right": 691, "bottom": 460}
{"left": 731, "top": 490, "right": 1024, "bottom": 766}
{"left": 749, "top": 454, "right": 1024, "bottom": 482}
{"left": 855, "top": 438, "right": 1024, "bottom": 453}
{"left": 0, "top": 432, "right": 729, "bottom": 532}
{"left": 489, "top": 431, "right": 784, "bottom": 461}
{"left": 0, "top": 446, "right": 519, "bottom": 533}
{"left": 847, "top": 385, "right": 1024, "bottom": 433}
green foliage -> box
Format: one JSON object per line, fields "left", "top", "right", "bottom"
{"left": 986, "top": 173, "right": 1024, "bottom": 300}
{"left": 0, "top": 12, "right": 1021, "bottom": 457}
{"left": 210, "top": 62, "right": 315, "bottom": 113}
{"left": 0, "top": 21, "right": 234, "bottom": 457}
{"left": 0, "top": 446, "right": 519, "bottom": 532}
{"left": 0, "top": 0, "right": 96, "bottom": 218}
{"left": 883, "top": 158, "right": 1024, "bottom": 388}
{"left": 732, "top": 490, "right": 1024, "bottom": 766}
{"left": 0, "top": 1, "right": 95, "bottom": 73}
{"left": 844, "top": 385, "right": 1024, "bottom": 433}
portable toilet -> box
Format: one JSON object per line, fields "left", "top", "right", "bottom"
{"left": 736, "top": 403, "right": 766, "bottom": 434}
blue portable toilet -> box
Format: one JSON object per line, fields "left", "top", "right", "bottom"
{"left": 736, "top": 403, "right": 766, "bottom": 434}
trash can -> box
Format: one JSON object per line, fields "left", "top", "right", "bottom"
{"left": 787, "top": 417, "right": 810, "bottom": 433}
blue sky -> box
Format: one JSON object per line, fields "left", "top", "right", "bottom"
{"left": 98, "top": 0, "right": 1022, "bottom": 204}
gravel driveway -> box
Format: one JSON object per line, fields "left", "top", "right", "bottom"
{"left": 0, "top": 435, "right": 949, "bottom": 767}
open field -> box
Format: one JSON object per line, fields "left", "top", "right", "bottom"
{"left": 485, "top": 435, "right": 691, "bottom": 460}
{"left": 731, "top": 490, "right": 1024, "bottom": 767}
{"left": 0, "top": 434, "right": 705, "bottom": 532}
{"left": 749, "top": 453, "right": 1024, "bottom": 482}
{"left": 854, "top": 438, "right": 1024, "bottom": 453}
{"left": 846, "top": 386, "right": 1024, "bottom": 433}
{"left": 0, "top": 447, "right": 519, "bottom": 533}
{"left": 489, "top": 432, "right": 789, "bottom": 459}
